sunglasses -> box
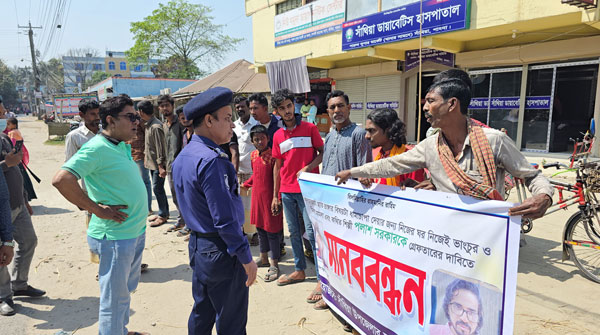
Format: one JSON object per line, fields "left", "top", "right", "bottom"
{"left": 116, "top": 113, "right": 141, "bottom": 122}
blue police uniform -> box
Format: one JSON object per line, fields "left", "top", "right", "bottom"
{"left": 172, "top": 87, "right": 252, "bottom": 335}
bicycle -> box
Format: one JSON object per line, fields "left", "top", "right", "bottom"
{"left": 514, "top": 159, "right": 600, "bottom": 283}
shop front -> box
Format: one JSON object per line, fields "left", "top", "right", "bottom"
{"left": 465, "top": 59, "right": 599, "bottom": 153}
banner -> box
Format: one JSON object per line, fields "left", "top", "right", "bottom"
{"left": 299, "top": 173, "right": 520, "bottom": 335}
{"left": 342, "top": 0, "right": 471, "bottom": 51}
{"left": 366, "top": 101, "right": 399, "bottom": 110}
{"left": 469, "top": 96, "right": 551, "bottom": 110}
{"left": 52, "top": 93, "right": 99, "bottom": 116}
{"left": 275, "top": 0, "right": 346, "bottom": 47}
{"left": 405, "top": 48, "right": 455, "bottom": 71}
{"left": 351, "top": 102, "right": 364, "bottom": 110}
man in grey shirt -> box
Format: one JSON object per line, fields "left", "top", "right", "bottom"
{"left": 159, "top": 94, "right": 185, "bottom": 232}
{"left": 138, "top": 100, "right": 169, "bottom": 227}
{"left": 336, "top": 76, "right": 553, "bottom": 220}
{"left": 0, "top": 133, "right": 45, "bottom": 316}
{"left": 322, "top": 90, "right": 371, "bottom": 176}
{"left": 320, "top": 90, "right": 371, "bottom": 326}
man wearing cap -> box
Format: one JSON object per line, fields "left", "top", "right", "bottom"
{"left": 172, "top": 87, "right": 257, "bottom": 335}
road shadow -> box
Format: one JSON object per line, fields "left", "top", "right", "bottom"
{"left": 138, "top": 263, "right": 192, "bottom": 283}
{"left": 518, "top": 234, "right": 580, "bottom": 282}
{"left": 10, "top": 295, "right": 123, "bottom": 332}
{"left": 31, "top": 205, "right": 73, "bottom": 215}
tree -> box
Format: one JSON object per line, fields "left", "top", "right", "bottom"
{"left": 38, "top": 58, "right": 65, "bottom": 95}
{"left": 86, "top": 71, "right": 111, "bottom": 88}
{"left": 127, "top": 0, "right": 242, "bottom": 79}
{"left": 152, "top": 55, "right": 203, "bottom": 79}
{"left": 62, "top": 48, "right": 100, "bottom": 91}
{"left": 0, "top": 60, "right": 18, "bottom": 107}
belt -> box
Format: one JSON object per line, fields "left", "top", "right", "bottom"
{"left": 191, "top": 231, "right": 220, "bottom": 238}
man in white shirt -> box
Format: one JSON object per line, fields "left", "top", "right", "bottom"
{"left": 234, "top": 96, "right": 259, "bottom": 244}
{"left": 64, "top": 98, "right": 101, "bottom": 263}
{"left": 65, "top": 99, "right": 101, "bottom": 160}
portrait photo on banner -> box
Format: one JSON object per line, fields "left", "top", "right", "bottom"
{"left": 429, "top": 270, "right": 502, "bottom": 335}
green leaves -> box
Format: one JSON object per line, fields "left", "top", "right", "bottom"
{"left": 0, "top": 60, "right": 18, "bottom": 106}
{"left": 126, "top": 0, "right": 242, "bottom": 80}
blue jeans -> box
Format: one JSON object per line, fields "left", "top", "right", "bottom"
{"left": 135, "top": 160, "right": 152, "bottom": 212}
{"left": 88, "top": 233, "right": 145, "bottom": 335}
{"left": 281, "top": 192, "right": 318, "bottom": 276}
{"left": 150, "top": 170, "right": 169, "bottom": 218}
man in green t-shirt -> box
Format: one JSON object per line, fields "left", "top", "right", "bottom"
{"left": 52, "top": 95, "right": 149, "bottom": 335}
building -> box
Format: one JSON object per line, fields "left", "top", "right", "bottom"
{"left": 246, "top": 0, "right": 600, "bottom": 154}
{"left": 86, "top": 76, "right": 196, "bottom": 101}
{"left": 62, "top": 51, "right": 159, "bottom": 93}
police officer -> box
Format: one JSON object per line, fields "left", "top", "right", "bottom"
{"left": 172, "top": 87, "right": 257, "bottom": 335}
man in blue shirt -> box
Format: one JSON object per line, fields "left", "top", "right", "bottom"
{"left": 172, "top": 87, "right": 257, "bottom": 335}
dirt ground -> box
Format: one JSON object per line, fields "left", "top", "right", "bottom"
{"left": 2, "top": 116, "right": 599, "bottom": 335}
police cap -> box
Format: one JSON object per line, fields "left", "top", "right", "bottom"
{"left": 183, "top": 87, "right": 233, "bottom": 122}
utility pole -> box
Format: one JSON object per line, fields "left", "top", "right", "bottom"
{"left": 18, "top": 22, "right": 42, "bottom": 116}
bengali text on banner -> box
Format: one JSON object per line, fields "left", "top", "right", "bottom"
{"left": 298, "top": 173, "right": 521, "bottom": 335}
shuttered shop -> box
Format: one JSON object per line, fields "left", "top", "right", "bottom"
{"left": 336, "top": 78, "right": 365, "bottom": 125}
{"left": 366, "top": 75, "right": 402, "bottom": 119}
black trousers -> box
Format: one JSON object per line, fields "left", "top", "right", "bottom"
{"left": 188, "top": 234, "right": 248, "bottom": 335}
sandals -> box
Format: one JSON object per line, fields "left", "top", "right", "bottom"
{"left": 264, "top": 266, "right": 280, "bottom": 282}
{"left": 177, "top": 227, "right": 191, "bottom": 237}
{"left": 255, "top": 258, "right": 270, "bottom": 268}
{"left": 167, "top": 224, "right": 184, "bottom": 232}
{"left": 149, "top": 216, "right": 168, "bottom": 227}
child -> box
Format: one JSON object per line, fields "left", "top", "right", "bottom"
{"left": 242, "top": 125, "right": 284, "bottom": 282}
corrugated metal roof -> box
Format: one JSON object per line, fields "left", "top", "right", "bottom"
{"left": 174, "top": 59, "right": 270, "bottom": 95}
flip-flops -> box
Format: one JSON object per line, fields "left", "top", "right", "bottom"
{"left": 276, "top": 274, "right": 305, "bottom": 286}
{"left": 306, "top": 289, "right": 322, "bottom": 304}
{"left": 313, "top": 299, "right": 329, "bottom": 310}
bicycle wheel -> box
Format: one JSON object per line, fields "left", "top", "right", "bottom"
{"left": 564, "top": 210, "right": 600, "bottom": 283}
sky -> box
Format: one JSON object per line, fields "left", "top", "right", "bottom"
{"left": 1, "top": 0, "right": 254, "bottom": 71}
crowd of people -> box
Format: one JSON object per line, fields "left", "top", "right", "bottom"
{"left": 0, "top": 69, "right": 556, "bottom": 335}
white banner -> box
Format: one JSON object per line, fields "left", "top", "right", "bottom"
{"left": 299, "top": 173, "right": 521, "bottom": 335}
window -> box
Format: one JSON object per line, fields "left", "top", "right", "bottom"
{"left": 75, "top": 63, "right": 84, "bottom": 70}
{"left": 93, "top": 64, "right": 102, "bottom": 71}
{"left": 276, "top": 0, "right": 302, "bottom": 14}
{"left": 120, "top": 62, "right": 127, "bottom": 70}
{"left": 108, "top": 61, "right": 115, "bottom": 70}
{"left": 346, "top": 0, "right": 379, "bottom": 21}
{"left": 75, "top": 75, "right": 82, "bottom": 83}
{"left": 134, "top": 65, "right": 143, "bottom": 72}
{"left": 381, "top": 0, "right": 420, "bottom": 11}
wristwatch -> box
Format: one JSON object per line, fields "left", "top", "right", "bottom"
{"left": 1, "top": 241, "right": 15, "bottom": 247}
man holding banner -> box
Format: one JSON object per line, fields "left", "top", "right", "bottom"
{"left": 336, "top": 75, "right": 553, "bottom": 219}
